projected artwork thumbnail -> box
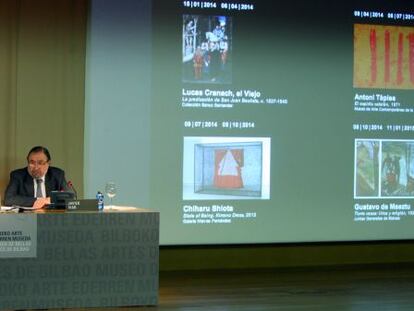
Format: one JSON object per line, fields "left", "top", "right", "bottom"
{"left": 355, "top": 140, "right": 380, "bottom": 197}
{"left": 195, "top": 143, "right": 261, "bottom": 197}
{"left": 354, "top": 24, "right": 414, "bottom": 90}
{"left": 355, "top": 139, "right": 414, "bottom": 198}
{"left": 182, "top": 15, "right": 232, "bottom": 84}
{"left": 183, "top": 137, "right": 271, "bottom": 200}
{"left": 356, "top": 140, "right": 379, "bottom": 197}
{"left": 381, "top": 140, "right": 414, "bottom": 197}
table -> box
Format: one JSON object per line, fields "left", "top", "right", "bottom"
{"left": 0, "top": 207, "right": 159, "bottom": 309}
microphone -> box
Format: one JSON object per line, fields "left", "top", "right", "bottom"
{"left": 67, "top": 180, "right": 78, "bottom": 199}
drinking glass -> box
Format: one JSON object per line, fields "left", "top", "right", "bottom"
{"left": 105, "top": 181, "right": 117, "bottom": 209}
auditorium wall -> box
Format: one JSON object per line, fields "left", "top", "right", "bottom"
{"left": 0, "top": 0, "right": 86, "bottom": 197}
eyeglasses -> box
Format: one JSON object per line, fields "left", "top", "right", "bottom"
{"left": 28, "top": 160, "right": 49, "bottom": 167}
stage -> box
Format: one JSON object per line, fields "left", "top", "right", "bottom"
{"left": 44, "top": 263, "right": 414, "bottom": 310}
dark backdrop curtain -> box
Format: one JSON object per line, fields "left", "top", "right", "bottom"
{"left": 0, "top": 0, "right": 87, "bottom": 202}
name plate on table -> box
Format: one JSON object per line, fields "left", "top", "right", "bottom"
{"left": 66, "top": 199, "right": 99, "bottom": 211}
{"left": 49, "top": 191, "right": 75, "bottom": 209}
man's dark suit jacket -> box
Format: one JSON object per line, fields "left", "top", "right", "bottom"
{"left": 4, "top": 167, "right": 69, "bottom": 207}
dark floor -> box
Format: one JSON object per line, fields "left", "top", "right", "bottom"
{"left": 48, "top": 264, "right": 414, "bottom": 310}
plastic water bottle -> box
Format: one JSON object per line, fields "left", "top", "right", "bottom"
{"left": 96, "top": 191, "right": 104, "bottom": 211}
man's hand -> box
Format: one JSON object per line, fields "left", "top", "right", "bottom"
{"left": 32, "top": 197, "right": 51, "bottom": 209}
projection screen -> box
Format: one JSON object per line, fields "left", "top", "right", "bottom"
{"left": 148, "top": 0, "right": 414, "bottom": 245}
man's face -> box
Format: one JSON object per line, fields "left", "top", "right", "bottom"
{"left": 27, "top": 151, "right": 49, "bottom": 179}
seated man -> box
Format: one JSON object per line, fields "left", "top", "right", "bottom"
{"left": 4, "top": 146, "right": 70, "bottom": 209}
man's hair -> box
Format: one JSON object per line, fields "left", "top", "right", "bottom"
{"left": 27, "top": 146, "right": 51, "bottom": 162}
